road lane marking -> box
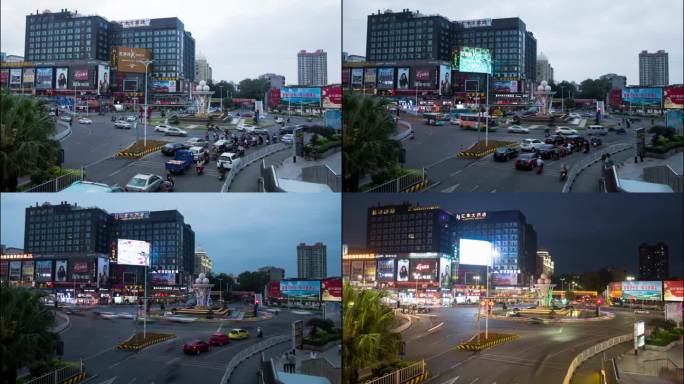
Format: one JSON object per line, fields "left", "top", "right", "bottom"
{"left": 490, "top": 189, "right": 496, "bottom": 193}
{"left": 126, "top": 379, "right": 136, "bottom": 384}
{"left": 469, "top": 379, "right": 479, "bottom": 384}
{"left": 108, "top": 362, "right": 121, "bottom": 369}
{"left": 441, "top": 184, "right": 460, "bottom": 193}
{"left": 96, "top": 377, "right": 117, "bottom": 384}
{"left": 427, "top": 322, "right": 445, "bottom": 333}
{"left": 440, "top": 376, "right": 460, "bottom": 384}
{"left": 469, "top": 185, "right": 479, "bottom": 192}
{"left": 450, "top": 170, "right": 463, "bottom": 177}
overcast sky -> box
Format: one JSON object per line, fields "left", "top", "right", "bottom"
{"left": 1, "top": 0, "right": 341, "bottom": 84}
{"left": 343, "top": 0, "right": 684, "bottom": 85}
{"left": 343, "top": 194, "right": 683, "bottom": 277}
{"left": 1, "top": 194, "right": 341, "bottom": 278}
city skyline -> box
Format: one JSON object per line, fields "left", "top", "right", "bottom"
{"left": 0, "top": 0, "right": 341, "bottom": 84}
{"left": 1, "top": 194, "right": 341, "bottom": 278}
{"left": 343, "top": 0, "right": 684, "bottom": 85}
{"left": 343, "top": 194, "right": 684, "bottom": 277}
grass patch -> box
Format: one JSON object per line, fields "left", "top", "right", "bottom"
{"left": 303, "top": 328, "right": 342, "bottom": 346}
{"left": 646, "top": 327, "right": 684, "bottom": 347}
{"left": 360, "top": 167, "right": 424, "bottom": 192}
{"left": 18, "top": 167, "right": 82, "bottom": 191}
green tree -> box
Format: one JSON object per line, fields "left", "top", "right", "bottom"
{"left": 343, "top": 283, "right": 401, "bottom": 384}
{"left": 1, "top": 284, "right": 60, "bottom": 384}
{"left": 342, "top": 92, "right": 402, "bottom": 192}
{"left": 1, "top": 91, "right": 61, "bottom": 191}
{"left": 236, "top": 271, "right": 269, "bottom": 293}
{"left": 207, "top": 273, "right": 235, "bottom": 302}
{"left": 306, "top": 318, "right": 335, "bottom": 336}
{"left": 236, "top": 78, "right": 270, "bottom": 100}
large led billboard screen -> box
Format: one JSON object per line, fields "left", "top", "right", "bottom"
{"left": 455, "top": 47, "right": 492, "bottom": 75}
{"left": 622, "top": 88, "right": 663, "bottom": 105}
{"left": 111, "top": 46, "right": 151, "bottom": 73}
{"left": 280, "top": 280, "right": 321, "bottom": 301}
{"left": 664, "top": 280, "right": 684, "bottom": 302}
{"left": 117, "top": 239, "right": 151, "bottom": 266}
{"left": 459, "top": 239, "right": 493, "bottom": 266}
{"left": 321, "top": 278, "right": 342, "bottom": 302}
{"left": 280, "top": 87, "right": 321, "bottom": 104}
{"left": 397, "top": 259, "right": 410, "bottom": 282}
{"left": 350, "top": 68, "right": 364, "bottom": 88}
{"left": 622, "top": 281, "right": 662, "bottom": 301}
{"left": 377, "top": 68, "right": 394, "bottom": 89}
{"left": 376, "top": 259, "right": 395, "bottom": 281}
{"left": 410, "top": 259, "right": 438, "bottom": 281}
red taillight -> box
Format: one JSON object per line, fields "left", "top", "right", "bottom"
{"left": 124, "top": 187, "right": 128, "bottom": 192}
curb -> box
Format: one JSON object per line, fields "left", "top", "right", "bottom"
{"left": 115, "top": 143, "right": 167, "bottom": 159}
{"left": 405, "top": 371, "right": 429, "bottom": 384}
{"left": 457, "top": 142, "right": 516, "bottom": 159}
{"left": 457, "top": 334, "right": 519, "bottom": 351}
{"left": 61, "top": 372, "right": 87, "bottom": 384}
{"left": 53, "top": 310, "right": 71, "bottom": 334}
{"left": 403, "top": 180, "right": 429, "bottom": 193}
{"left": 116, "top": 334, "right": 175, "bottom": 351}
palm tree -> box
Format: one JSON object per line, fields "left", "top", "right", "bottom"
{"left": 343, "top": 283, "right": 401, "bottom": 384}
{"left": 1, "top": 284, "right": 60, "bottom": 384}
{"left": 343, "top": 92, "right": 402, "bottom": 192}
{"left": 0, "top": 91, "right": 61, "bottom": 191}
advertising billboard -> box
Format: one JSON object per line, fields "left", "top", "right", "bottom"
{"left": 377, "top": 68, "right": 394, "bottom": 89}
{"left": 72, "top": 68, "right": 90, "bottom": 87}
{"left": 321, "top": 85, "right": 342, "bottom": 108}
{"left": 439, "top": 65, "right": 452, "bottom": 96}
{"left": 152, "top": 80, "right": 176, "bottom": 93}
{"left": 413, "top": 67, "right": 435, "bottom": 89}
{"left": 111, "top": 46, "right": 151, "bottom": 73}
{"left": 9, "top": 261, "right": 21, "bottom": 281}
{"left": 664, "top": 86, "right": 684, "bottom": 109}
{"left": 363, "top": 260, "right": 376, "bottom": 282}
{"left": 350, "top": 68, "right": 364, "bottom": 88}
{"left": 342, "top": 68, "right": 350, "bottom": 88}
{"left": 608, "top": 282, "right": 622, "bottom": 299}
{"left": 459, "top": 239, "right": 493, "bottom": 266}
{"left": 493, "top": 80, "right": 518, "bottom": 93}
{"left": 376, "top": 259, "right": 395, "bottom": 281}
{"left": 22, "top": 68, "right": 35, "bottom": 87}
{"left": 665, "top": 110, "right": 683, "bottom": 131}
{"left": 491, "top": 272, "right": 518, "bottom": 286}
{"left": 0, "top": 69, "right": 8, "bottom": 85}
{"left": 280, "top": 280, "right": 321, "bottom": 301}
{"left": 35, "top": 260, "right": 52, "bottom": 282}
{"left": 397, "top": 68, "right": 410, "bottom": 90}
{"left": 455, "top": 47, "right": 492, "bottom": 75}
{"left": 350, "top": 261, "right": 364, "bottom": 281}
{"left": 97, "top": 64, "right": 110, "bottom": 95}
{"left": 71, "top": 261, "right": 91, "bottom": 281}
{"left": 440, "top": 258, "right": 452, "bottom": 288}
{"left": 36, "top": 68, "right": 53, "bottom": 89}
{"left": 97, "top": 257, "right": 109, "bottom": 288}
{"left": 55, "top": 68, "right": 68, "bottom": 90}
{"left": 664, "top": 280, "right": 684, "bottom": 302}
{"left": 280, "top": 87, "right": 321, "bottom": 104}
{"left": 342, "top": 261, "right": 351, "bottom": 277}
{"left": 268, "top": 281, "right": 282, "bottom": 299}
{"left": 0, "top": 262, "right": 7, "bottom": 280}
{"left": 150, "top": 272, "right": 176, "bottom": 285}
{"left": 397, "top": 259, "right": 410, "bottom": 282}
{"left": 9, "top": 68, "right": 22, "bottom": 87}
{"left": 21, "top": 261, "right": 34, "bottom": 282}
{"left": 117, "top": 239, "right": 151, "bottom": 266}
{"left": 622, "top": 281, "right": 662, "bottom": 301}
{"left": 364, "top": 68, "right": 377, "bottom": 89}
{"left": 411, "top": 259, "right": 438, "bottom": 281}
{"left": 321, "top": 278, "right": 342, "bottom": 301}
{"left": 610, "top": 89, "right": 623, "bottom": 107}
{"left": 622, "top": 88, "right": 662, "bottom": 105}
{"left": 123, "top": 79, "right": 138, "bottom": 92}
{"left": 55, "top": 260, "right": 68, "bottom": 282}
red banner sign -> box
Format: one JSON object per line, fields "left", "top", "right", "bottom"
{"left": 664, "top": 86, "right": 684, "bottom": 109}
{"left": 664, "top": 280, "right": 684, "bottom": 302}
{"left": 321, "top": 278, "right": 342, "bottom": 301}
{"left": 322, "top": 85, "right": 342, "bottom": 108}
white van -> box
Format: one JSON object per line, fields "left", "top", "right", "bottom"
{"left": 588, "top": 125, "right": 607, "bottom": 136}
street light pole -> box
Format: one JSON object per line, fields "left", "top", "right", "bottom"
{"left": 138, "top": 60, "right": 153, "bottom": 147}
{"left": 219, "top": 86, "right": 224, "bottom": 113}
{"left": 143, "top": 263, "right": 148, "bottom": 338}
{"left": 561, "top": 86, "right": 566, "bottom": 114}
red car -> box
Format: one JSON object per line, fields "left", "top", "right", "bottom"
{"left": 208, "top": 333, "right": 230, "bottom": 346}
{"left": 515, "top": 153, "right": 538, "bottom": 170}
{"left": 182, "top": 340, "right": 210, "bottom": 355}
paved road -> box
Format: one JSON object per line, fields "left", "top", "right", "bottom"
{"left": 59, "top": 305, "right": 317, "bottom": 384}
{"left": 400, "top": 306, "right": 650, "bottom": 384}
{"left": 399, "top": 114, "right": 656, "bottom": 192}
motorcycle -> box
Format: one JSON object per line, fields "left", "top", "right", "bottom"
{"left": 257, "top": 327, "right": 263, "bottom": 338}
{"left": 196, "top": 163, "right": 204, "bottom": 175}
{"left": 560, "top": 169, "right": 568, "bottom": 181}
{"left": 218, "top": 167, "right": 227, "bottom": 181}
{"left": 162, "top": 180, "right": 174, "bottom": 192}
{"left": 410, "top": 131, "right": 415, "bottom": 140}
{"left": 536, "top": 163, "right": 544, "bottom": 175}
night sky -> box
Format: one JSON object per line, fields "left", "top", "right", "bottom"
{"left": 1, "top": 194, "right": 341, "bottom": 278}
{"left": 343, "top": 194, "right": 683, "bottom": 277}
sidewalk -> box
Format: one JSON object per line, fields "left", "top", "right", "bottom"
{"left": 571, "top": 340, "right": 633, "bottom": 384}
{"left": 273, "top": 344, "right": 342, "bottom": 373}
{"left": 229, "top": 338, "right": 291, "bottom": 383}
{"left": 618, "top": 151, "right": 683, "bottom": 180}
{"left": 571, "top": 149, "right": 634, "bottom": 192}
{"left": 274, "top": 151, "right": 341, "bottom": 180}
{"left": 229, "top": 149, "right": 292, "bottom": 192}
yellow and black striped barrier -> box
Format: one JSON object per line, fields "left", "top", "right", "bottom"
{"left": 116, "top": 143, "right": 168, "bottom": 159}
{"left": 403, "top": 180, "right": 429, "bottom": 193}
{"left": 116, "top": 334, "right": 175, "bottom": 351}
{"left": 457, "top": 142, "right": 517, "bottom": 159}
{"left": 404, "top": 371, "right": 429, "bottom": 384}
{"left": 457, "top": 334, "right": 519, "bottom": 351}
{"left": 60, "top": 372, "right": 86, "bottom": 384}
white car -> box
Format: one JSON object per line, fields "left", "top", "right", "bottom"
{"left": 450, "top": 118, "right": 460, "bottom": 125}
{"left": 78, "top": 117, "right": 93, "bottom": 124}
{"left": 114, "top": 121, "right": 132, "bottom": 129}
{"left": 164, "top": 127, "right": 188, "bottom": 136}
{"left": 555, "top": 126, "right": 578, "bottom": 135}
{"left": 217, "top": 152, "right": 239, "bottom": 170}
{"left": 188, "top": 146, "right": 205, "bottom": 162}
{"left": 520, "top": 138, "right": 544, "bottom": 152}
{"left": 154, "top": 124, "right": 174, "bottom": 132}
{"left": 48, "top": 111, "right": 56, "bottom": 116}
{"left": 507, "top": 125, "right": 529, "bottom": 134}
{"left": 569, "top": 113, "right": 581, "bottom": 119}
{"left": 275, "top": 117, "right": 285, "bottom": 124}
{"left": 60, "top": 115, "right": 73, "bottom": 122}
{"left": 124, "top": 173, "right": 163, "bottom": 192}
{"left": 126, "top": 115, "right": 137, "bottom": 122}
{"left": 280, "top": 134, "right": 294, "bottom": 144}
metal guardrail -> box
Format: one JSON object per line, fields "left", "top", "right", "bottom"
{"left": 301, "top": 164, "right": 341, "bottom": 192}
{"left": 220, "top": 335, "right": 289, "bottom": 384}
{"left": 53, "top": 121, "right": 72, "bottom": 141}
{"left": 25, "top": 169, "right": 84, "bottom": 192}
{"left": 562, "top": 143, "right": 632, "bottom": 193}
{"left": 563, "top": 333, "right": 632, "bottom": 384}
{"left": 363, "top": 360, "right": 426, "bottom": 384}
{"left": 220, "top": 143, "right": 288, "bottom": 192}
{"left": 24, "top": 360, "right": 85, "bottom": 384}
{"left": 366, "top": 169, "right": 426, "bottom": 193}
{"left": 643, "top": 165, "right": 682, "bottom": 192}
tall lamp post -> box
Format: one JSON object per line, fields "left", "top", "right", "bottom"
{"left": 137, "top": 59, "right": 154, "bottom": 147}
{"left": 560, "top": 86, "right": 566, "bottom": 114}
{"left": 219, "top": 86, "right": 224, "bottom": 113}
{"left": 561, "top": 277, "right": 566, "bottom": 292}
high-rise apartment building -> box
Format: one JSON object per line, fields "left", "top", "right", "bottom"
{"left": 194, "top": 55, "right": 212, "bottom": 83}
{"left": 536, "top": 53, "right": 554, "bottom": 83}
{"left": 258, "top": 266, "right": 285, "bottom": 282}
{"left": 639, "top": 242, "right": 669, "bottom": 280}
{"left": 536, "top": 250, "right": 554, "bottom": 277}
{"left": 259, "top": 73, "right": 286, "bottom": 89}
{"left": 297, "top": 242, "right": 327, "bottom": 279}
{"left": 297, "top": 50, "right": 327, "bottom": 86}
{"left": 194, "top": 249, "right": 213, "bottom": 276}
{"left": 600, "top": 73, "right": 627, "bottom": 90}
{"left": 639, "top": 50, "right": 669, "bottom": 86}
